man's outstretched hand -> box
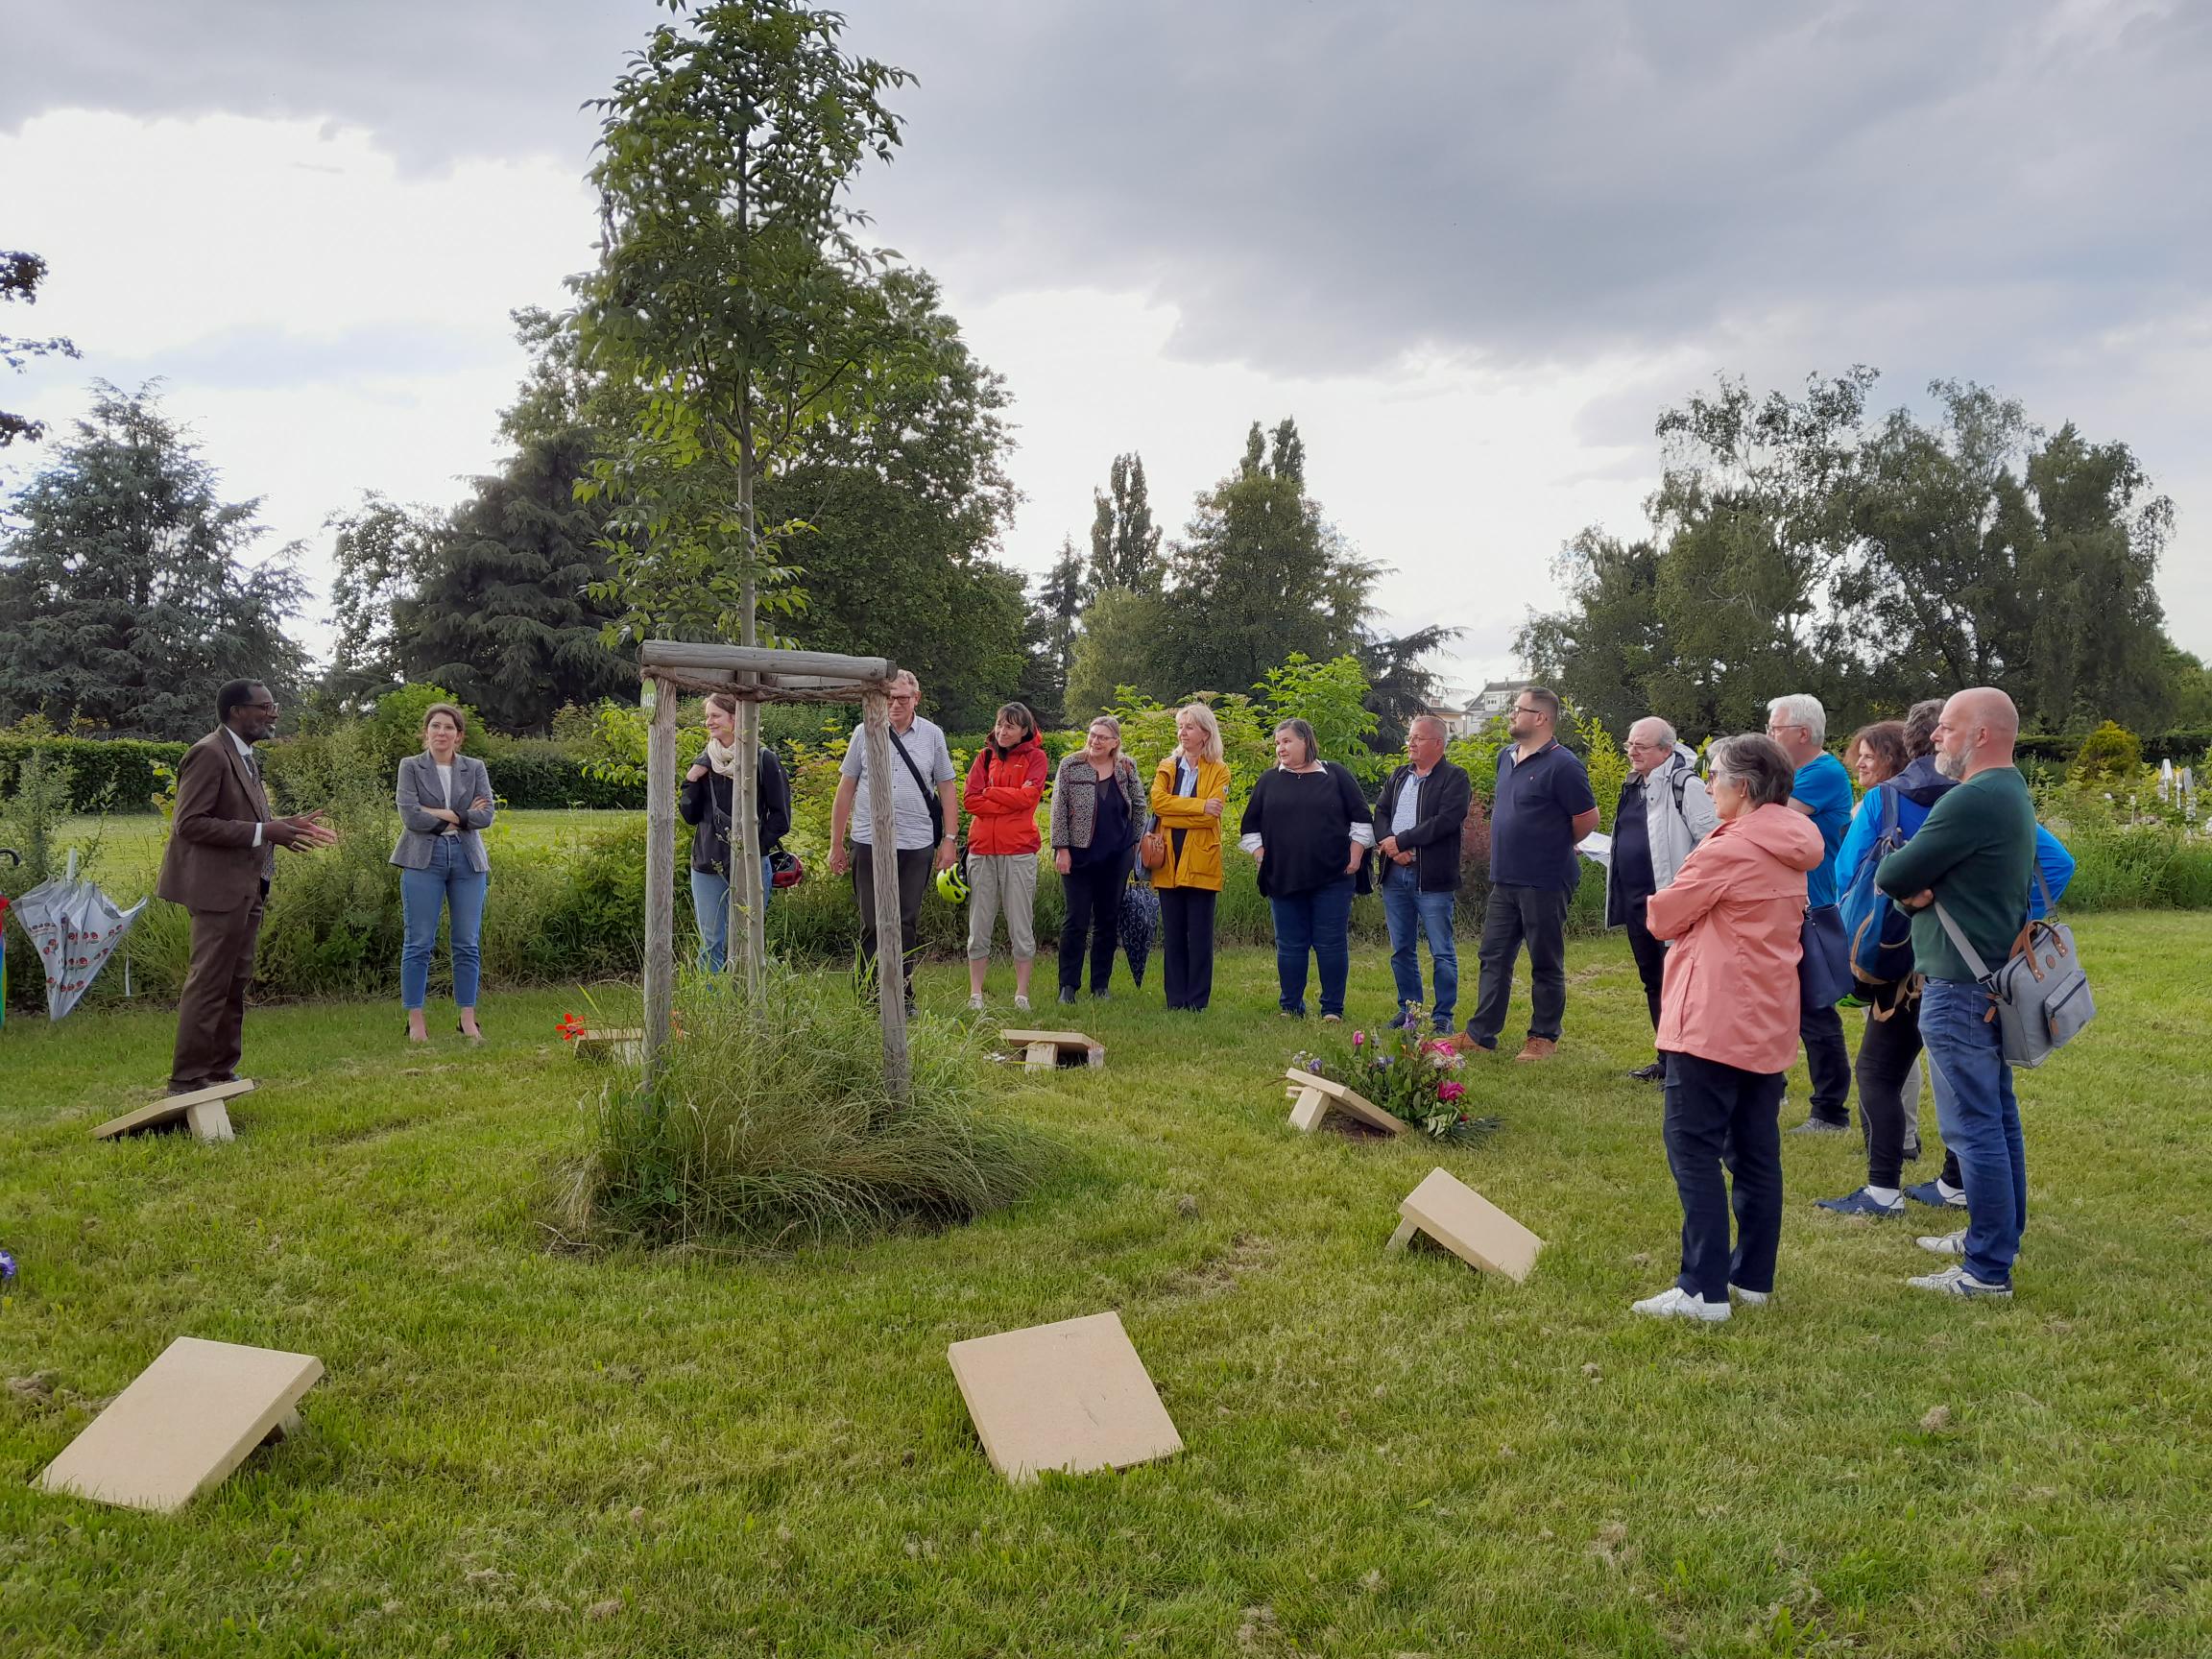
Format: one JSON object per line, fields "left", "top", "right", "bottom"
{"left": 268, "top": 809, "right": 340, "bottom": 852}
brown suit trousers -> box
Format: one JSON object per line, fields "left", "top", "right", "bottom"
{"left": 159, "top": 731, "right": 276, "bottom": 1092}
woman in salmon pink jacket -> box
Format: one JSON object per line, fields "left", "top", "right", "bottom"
{"left": 1632, "top": 733, "right": 1825, "bottom": 1325}
{"left": 962, "top": 702, "right": 1049, "bottom": 1013}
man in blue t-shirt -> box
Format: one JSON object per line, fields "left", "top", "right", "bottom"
{"left": 1463, "top": 686, "right": 1599, "bottom": 1061}
{"left": 1767, "top": 693, "right": 1856, "bottom": 1133}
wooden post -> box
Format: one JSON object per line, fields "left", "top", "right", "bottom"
{"left": 860, "top": 686, "right": 912, "bottom": 1105}
{"left": 733, "top": 688, "right": 765, "bottom": 1002}
{"left": 643, "top": 675, "right": 678, "bottom": 1083}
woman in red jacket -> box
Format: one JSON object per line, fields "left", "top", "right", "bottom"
{"left": 962, "top": 702, "right": 1048, "bottom": 1012}
{"left": 1633, "top": 733, "right": 1825, "bottom": 1324}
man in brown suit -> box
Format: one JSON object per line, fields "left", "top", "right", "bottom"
{"left": 156, "top": 679, "right": 338, "bottom": 1094}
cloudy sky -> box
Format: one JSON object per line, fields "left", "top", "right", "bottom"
{"left": 6, "top": 0, "right": 2209, "bottom": 700}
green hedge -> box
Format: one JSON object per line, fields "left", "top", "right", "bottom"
{"left": 0, "top": 737, "right": 187, "bottom": 813}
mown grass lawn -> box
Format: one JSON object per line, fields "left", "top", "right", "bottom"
{"left": 2, "top": 914, "right": 2208, "bottom": 1657}
{"left": 56, "top": 809, "right": 631, "bottom": 884}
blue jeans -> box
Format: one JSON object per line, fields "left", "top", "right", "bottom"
{"left": 1268, "top": 875, "right": 1355, "bottom": 1017}
{"left": 400, "top": 836, "right": 489, "bottom": 1010}
{"left": 1381, "top": 862, "right": 1456, "bottom": 1024}
{"left": 689, "top": 857, "right": 775, "bottom": 974}
{"left": 1919, "top": 977, "right": 2027, "bottom": 1286}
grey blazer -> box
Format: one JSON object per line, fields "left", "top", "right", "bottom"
{"left": 390, "top": 752, "right": 495, "bottom": 873}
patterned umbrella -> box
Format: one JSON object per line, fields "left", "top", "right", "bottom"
{"left": 7, "top": 851, "right": 148, "bottom": 1021}
{"left": 1118, "top": 869, "right": 1159, "bottom": 987}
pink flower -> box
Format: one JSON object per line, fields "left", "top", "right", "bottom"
{"left": 1352, "top": 1030, "right": 1365, "bottom": 1049}
{"left": 1438, "top": 1080, "right": 1466, "bottom": 1103}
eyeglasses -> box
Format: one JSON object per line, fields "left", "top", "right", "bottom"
{"left": 239, "top": 701, "right": 278, "bottom": 713}
{"left": 1511, "top": 704, "right": 1544, "bottom": 716}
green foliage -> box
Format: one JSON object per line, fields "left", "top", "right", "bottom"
{"left": 0, "top": 248, "right": 80, "bottom": 447}
{"left": 1572, "top": 705, "right": 1631, "bottom": 830}
{"left": 0, "top": 733, "right": 182, "bottom": 812}
{"left": 0, "top": 381, "right": 311, "bottom": 737}
{"left": 1065, "top": 588, "right": 1170, "bottom": 720}
{"left": 1258, "top": 654, "right": 1380, "bottom": 782}
{"left": 555, "top": 970, "right": 1047, "bottom": 1249}
{"left": 1088, "top": 451, "right": 1163, "bottom": 597}
{"left": 2070, "top": 720, "right": 2143, "bottom": 786}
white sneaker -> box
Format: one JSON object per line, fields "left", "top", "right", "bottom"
{"left": 968, "top": 993, "right": 985, "bottom": 1012}
{"left": 1014, "top": 995, "right": 1030, "bottom": 1013}
{"left": 1907, "top": 1263, "right": 2011, "bottom": 1298}
{"left": 1916, "top": 1230, "right": 1967, "bottom": 1256}
{"left": 1630, "top": 1286, "right": 1730, "bottom": 1323}
{"left": 1728, "top": 1285, "right": 1771, "bottom": 1306}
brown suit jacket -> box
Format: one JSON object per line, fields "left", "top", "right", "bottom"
{"left": 156, "top": 730, "right": 276, "bottom": 912}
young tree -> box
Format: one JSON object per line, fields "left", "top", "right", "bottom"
{"left": 575, "top": 0, "right": 920, "bottom": 988}
{"left": 1, "top": 251, "right": 79, "bottom": 448}
{"left": 324, "top": 493, "right": 436, "bottom": 714}
{"left": 0, "top": 382, "right": 307, "bottom": 737}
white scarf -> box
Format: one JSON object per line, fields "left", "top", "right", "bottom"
{"left": 704, "top": 736, "right": 740, "bottom": 779}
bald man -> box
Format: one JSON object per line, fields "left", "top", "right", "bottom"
{"left": 1875, "top": 687, "right": 2038, "bottom": 1300}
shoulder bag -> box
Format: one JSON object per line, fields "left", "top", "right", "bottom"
{"left": 1931, "top": 866, "right": 2093, "bottom": 1069}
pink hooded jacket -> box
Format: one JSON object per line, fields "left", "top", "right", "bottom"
{"left": 1646, "top": 801, "right": 1825, "bottom": 1074}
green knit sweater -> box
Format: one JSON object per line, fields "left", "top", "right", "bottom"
{"left": 1874, "top": 765, "right": 2037, "bottom": 982}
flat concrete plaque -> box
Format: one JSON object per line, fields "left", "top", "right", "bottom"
{"left": 94, "top": 1079, "right": 252, "bottom": 1143}
{"left": 1387, "top": 1166, "right": 1543, "bottom": 1283}
{"left": 1281, "top": 1069, "right": 1405, "bottom": 1137}
{"left": 947, "top": 1311, "right": 1182, "bottom": 1484}
{"left": 1001, "top": 1029, "right": 1104, "bottom": 1072}
{"left": 36, "top": 1335, "right": 325, "bottom": 1512}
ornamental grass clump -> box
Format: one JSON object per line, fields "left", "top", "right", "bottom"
{"left": 557, "top": 968, "right": 1048, "bottom": 1251}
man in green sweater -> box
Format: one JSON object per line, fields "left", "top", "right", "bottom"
{"left": 1875, "top": 687, "right": 2038, "bottom": 1298}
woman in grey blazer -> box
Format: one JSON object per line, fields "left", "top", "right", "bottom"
{"left": 391, "top": 702, "right": 495, "bottom": 1044}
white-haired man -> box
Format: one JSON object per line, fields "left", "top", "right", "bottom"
{"left": 1605, "top": 716, "right": 1718, "bottom": 1080}
{"left": 830, "top": 670, "right": 959, "bottom": 1014}
{"left": 1766, "top": 693, "right": 1855, "bottom": 1133}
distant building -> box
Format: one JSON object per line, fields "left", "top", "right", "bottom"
{"left": 1426, "top": 681, "right": 1523, "bottom": 739}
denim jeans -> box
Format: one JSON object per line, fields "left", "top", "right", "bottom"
{"left": 400, "top": 835, "right": 489, "bottom": 1009}
{"left": 689, "top": 856, "right": 775, "bottom": 974}
{"left": 1919, "top": 976, "right": 2027, "bottom": 1286}
{"left": 1268, "top": 875, "right": 1355, "bottom": 1017}
{"left": 1381, "top": 862, "right": 1456, "bottom": 1025}
{"left": 1661, "top": 1049, "right": 1786, "bottom": 1301}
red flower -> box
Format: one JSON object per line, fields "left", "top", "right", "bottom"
{"left": 557, "top": 1013, "right": 588, "bottom": 1042}
{"left": 1438, "top": 1080, "right": 1466, "bottom": 1103}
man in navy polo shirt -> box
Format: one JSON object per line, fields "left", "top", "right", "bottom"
{"left": 1463, "top": 685, "right": 1599, "bottom": 1061}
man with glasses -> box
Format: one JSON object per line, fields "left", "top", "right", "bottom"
{"left": 830, "top": 670, "right": 959, "bottom": 1014}
{"left": 1765, "top": 693, "right": 1856, "bottom": 1133}
{"left": 156, "top": 679, "right": 339, "bottom": 1094}
{"left": 1606, "top": 716, "right": 1718, "bottom": 1080}
{"left": 1462, "top": 686, "right": 1599, "bottom": 1061}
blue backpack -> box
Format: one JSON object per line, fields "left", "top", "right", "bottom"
{"left": 1840, "top": 783, "right": 1916, "bottom": 986}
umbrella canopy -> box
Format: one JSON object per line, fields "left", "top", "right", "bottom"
{"left": 8, "top": 851, "right": 149, "bottom": 1021}
{"left": 1118, "top": 873, "right": 1159, "bottom": 987}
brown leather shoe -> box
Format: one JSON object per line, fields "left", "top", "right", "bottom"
{"left": 1514, "top": 1037, "right": 1558, "bottom": 1063}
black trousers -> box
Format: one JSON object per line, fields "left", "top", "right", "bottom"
{"left": 1854, "top": 981, "right": 1923, "bottom": 1190}
{"left": 1059, "top": 850, "right": 1133, "bottom": 995}
{"left": 1662, "top": 1049, "right": 1786, "bottom": 1301}
{"left": 1799, "top": 1000, "right": 1852, "bottom": 1123}
{"left": 852, "top": 845, "right": 932, "bottom": 998}
{"left": 1466, "top": 882, "right": 1571, "bottom": 1048}
{"left": 1158, "top": 886, "right": 1217, "bottom": 1010}
{"left": 1623, "top": 890, "right": 1666, "bottom": 1050}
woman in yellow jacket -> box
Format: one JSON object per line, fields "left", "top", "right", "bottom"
{"left": 1148, "top": 702, "right": 1232, "bottom": 1011}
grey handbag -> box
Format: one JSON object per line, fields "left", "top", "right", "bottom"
{"left": 1931, "top": 868, "right": 2093, "bottom": 1069}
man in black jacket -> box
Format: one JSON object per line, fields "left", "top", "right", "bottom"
{"left": 1370, "top": 715, "right": 1473, "bottom": 1030}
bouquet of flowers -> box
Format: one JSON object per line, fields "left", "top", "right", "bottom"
{"left": 1292, "top": 1012, "right": 1500, "bottom": 1142}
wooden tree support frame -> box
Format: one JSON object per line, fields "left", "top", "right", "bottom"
{"left": 1282, "top": 1069, "right": 1405, "bottom": 1137}
{"left": 1385, "top": 1166, "right": 1544, "bottom": 1283}
{"left": 637, "top": 640, "right": 911, "bottom": 1105}
{"left": 1001, "top": 1029, "right": 1105, "bottom": 1073}
{"left": 94, "top": 1079, "right": 252, "bottom": 1143}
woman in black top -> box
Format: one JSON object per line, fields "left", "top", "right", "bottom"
{"left": 678, "top": 692, "right": 793, "bottom": 972}
{"left": 1048, "top": 714, "right": 1143, "bottom": 1002}
{"left": 1239, "top": 718, "right": 1375, "bottom": 1020}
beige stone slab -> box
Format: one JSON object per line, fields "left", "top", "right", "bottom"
{"left": 573, "top": 1029, "right": 644, "bottom": 1063}
{"left": 1280, "top": 1070, "right": 1405, "bottom": 1136}
{"left": 1389, "top": 1166, "right": 1544, "bottom": 1283}
{"left": 947, "top": 1311, "right": 1182, "bottom": 1484}
{"left": 36, "top": 1335, "right": 325, "bottom": 1513}
{"left": 94, "top": 1080, "right": 252, "bottom": 1143}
